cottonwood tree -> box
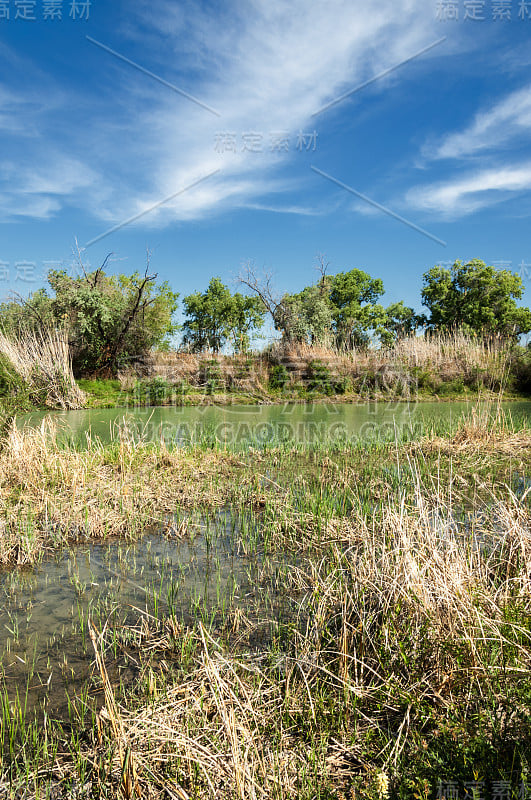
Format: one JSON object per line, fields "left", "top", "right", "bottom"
{"left": 422, "top": 259, "right": 531, "bottom": 339}
{"left": 328, "top": 269, "right": 388, "bottom": 348}
{"left": 380, "top": 301, "right": 423, "bottom": 346}
{"left": 241, "top": 260, "right": 392, "bottom": 349}
{"left": 182, "top": 277, "right": 264, "bottom": 353}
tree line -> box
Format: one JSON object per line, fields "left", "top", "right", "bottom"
{"left": 0, "top": 255, "right": 529, "bottom": 376}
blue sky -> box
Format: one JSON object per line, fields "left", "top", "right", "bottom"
{"left": 1, "top": 0, "right": 531, "bottom": 335}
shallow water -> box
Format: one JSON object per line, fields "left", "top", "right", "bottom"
{"left": 0, "top": 512, "right": 289, "bottom": 720}
{"left": 19, "top": 400, "right": 531, "bottom": 447}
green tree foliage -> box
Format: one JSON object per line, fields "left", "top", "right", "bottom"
{"left": 422, "top": 259, "right": 531, "bottom": 338}
{"left": 381, "top": 301, "right": 423, "bottom": 346}
{"left": 275, "top": 268, "right": 390, "bottom": 348}
{"left": 0, "top": 262, "right": 179, "bottom": 376}
{"left": 328, "top": 269, "right": 387, "bottom": 348}
{"left": 279, "top": 279, "right": 333, "bottom": 346}
{"left": 182, "top": 278, "right": 264, "bottom": 353}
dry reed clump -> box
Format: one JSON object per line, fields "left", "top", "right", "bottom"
{"left": 86, "top": 484, "right": 531, "bottom": 798}
{"left": 342, "top": 490, "right": 530, "bottom": 626}
{"left": 387, "top": 330, "right": 509, "bottom": 371}
{"left": 103, "top": 627, "right": 307, "bottom": 800}
{"left": 0, "top": 328, "right": 85, "bottom": 409}
{"left": 127, "top": 331, "right": 513, "bottom": 397}
{"left": 116, "top": 368, "right": 139, "bottom": 391}
{"left": 421, "top": 402, "right": 531, "bottom": 453}
{"left": 149, "top": 351, "right": 200, "bottom": 383}
{"left": 267, "top": 332, "right": 512, "bottom": 394}
{"left": 128, "top": 352, "right": 271, "bottom": 397}
{"left": 0, "top": 421, "right": 239, "bottom": 565}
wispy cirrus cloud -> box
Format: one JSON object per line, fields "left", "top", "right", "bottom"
{"left": 426, "top": 84, "right": 531, "bottom": 160}
{"left": 407, "top": 163, "right": 531, "bottom": 216}
{"left": 0, "top": 0, "right": 445, "bottom": 228}
{"left": 89, "top": 0, "right": 443, "bottom": 226}
{"left": 0, "top": 156, "right": 97, "bottom": 221}
{"left": 404, "top": 83, "right": 531, "bottom": 217}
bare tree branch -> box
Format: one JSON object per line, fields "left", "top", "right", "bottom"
{"left": 10, "top": 291, "right": 46, "bottom": 329}
{"left": 98, "top": 250, "right": 157, "bottom": 375}
{"left": 238, "top": 261, "right": 281, "bottom": 318}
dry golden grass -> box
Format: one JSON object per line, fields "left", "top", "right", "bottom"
{"left": 261, "top": 332, "right": 511, "bottom": 393}
{"left": 0, "top": 421, "right": 240, "bottom": 565}
{"left": 116, "top": 626, "right": 300, "bottom": 800}
{"left": 270, "top": 330, "right": 509, "bottom": 367}
{"left": 0, "top": 409, "right": 529, "bottom": 796}
{"left": 0, "top": 328, "right": 85, "bottom": 409}
{"left": 87, "top": 474, "right": 531, "bottom": 798}
{"left": 113, "top": 331, "right": 516, "bottom": 401}
{"left": 134, "top": 352, "right": 271, "bottom": 397}
{"left": 419, "top": 401, "right": 531, "bottom": 454}
{"left": 386, "top": 329, "right": 509, "bottom": 370}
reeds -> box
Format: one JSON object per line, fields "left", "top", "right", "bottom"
{"left": 0, "top": 328, "right": 85, "bottom": 409}
{"left": 0, "top": 420, "right": 237, "bottom": 564}
{"left": 0, "top": 410, "right": 529, "bottom": 795}
{"left": 138, "top": 331, "right": 514, "bottom": 398}
{"left": 84, "top": 471, "right": 531, "bottom": 798}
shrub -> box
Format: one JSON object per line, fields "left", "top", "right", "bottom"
{"left": 269, "top": 364, "right": 289, "bottom": 390}
{"left": 332, "top": 375, "right": 352, "bottom": 394}
{"left": 411, "top": 365, "right": 440, "bottom": 393}
{"left": 437, "top": 377, "right": 466, "bottom": 395}
{"left": 133, "top": 377, "right": 173, "bottom": 406}
{"left": 148, "top": 377, "right": 172, "bottom": 404}
{"left": 0, "top": 354, "right": 30, "bottom": 402}
{"left": 199, "top": 360, "right": 224, "bottom": 394}
{"left": 307, "top": 360, "right": 333, "bottom": 395}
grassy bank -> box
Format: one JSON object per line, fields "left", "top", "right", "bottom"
{"left": 0, "top": 406, "right": 529, "bottom": 797}
{"left": 0, "top": 331, "right": 528, "bottom": 415}
{"left": 79, "top": 334, "right": 531, "bottom": 409}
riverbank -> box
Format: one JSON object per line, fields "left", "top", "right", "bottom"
{"left": 78, "top": 377, "right": 529, "bottom": 409}
{"left": 79, "top": 339, "right": 531, "bottom": 408}
{"left": 0, "top": 404, "right": 529, "bottom": 797}
{"left": 0, "top": 334, "right": 529, "bottom": 418}
{"left": 78, "top": 337, "right": 531, "bottom": 408}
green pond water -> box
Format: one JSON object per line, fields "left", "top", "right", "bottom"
{"left": 19, "top": 399, "right": 531, "bottom": 447}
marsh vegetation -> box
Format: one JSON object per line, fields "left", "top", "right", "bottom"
{"left": 0, "top": 402, "right": 528, "bottom": 798}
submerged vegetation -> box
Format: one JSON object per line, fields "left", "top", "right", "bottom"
{"left": 0, "top": 405, "right": 528, "bottom": 797}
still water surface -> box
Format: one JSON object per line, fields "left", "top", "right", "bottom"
{"left": 0, "top": 512, "right": 286, "bottom": 718}
{"left": 19, "top": 400, "right": 531, "bottom": 446}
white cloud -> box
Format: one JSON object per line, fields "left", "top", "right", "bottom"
{"left": 0, "top": 195, "right": 61, "bottom": 221}
{"left": 0, "top": 156, "right": 97, "bottom": 221}
{"left": 3, "top": 0, "right": 442, "bottom": 228}
{"left": 404, "top": 84, "right": 531, "bottom": 217}
{"left": 406, "top": 163, "right": 531, "bottom": 216}
{"left": 427, "top": 84, "right": 531, "bottom": 160}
